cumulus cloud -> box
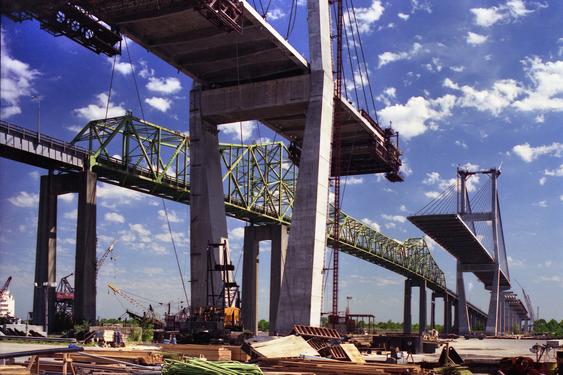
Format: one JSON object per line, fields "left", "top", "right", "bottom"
{"left": 343, "top": 176, "right": 364, "bottom": 185}
{"left": 512, "top": 57, "right": 563, "bottom": 112}
{"left": 229, "top": 227, "right": 245, "bottom": 241}
{"left": 107, "top": 56, "right": 133, "bottom": 75}
{"left": 266, "top": 8, "right": 285, "bottom": 20}
{"left": 146, "top": 77, "right": 182, "bottom": 95}
{"left": 129, "top": 223, "right": 151, "bottom": 242}
{"left": 97, "top": 183, "right": 144, "bottom": 207}
{"left": 218, "top": 121, "right": 256, "bottom": 142}
{"left": 443, "top": 78, "right": 522, "bottom": 116}
{"left": 379, "top": 94, "right": 456, "bottom": 139}
{"left": 381, "top": 214, "right": 407, "bottom": 223}
{"left": 398, "top": 13, "right": 410, "bottom": 21}
{"left": 470, "top": 0, "right": 544, "bottom": 28}
{"left": 105, "top": 212, "right": 125, "bottom": 224}
{"left": 378, "top": 42, "right": 422, "bottom": 68}
{"left": 158, "top": 209, "right": 183, "bottom": 223}
{"left": 354, "top": 0, "right": 385, "bottom": 33}
{"left": 1, "top": 27, "right": 40, "bottom": 118}
{"left": 466, "top": 32, "right": 488, "bottom": 45}
{"left": 145, "top": 97, "right": 172, "bottom": 112}
{"left": 7, "top": 191, "right": 39, "bottom": 208}
{"left": 361, "top": 218, "right": 381, "bottom": 232}
{"left": 74, "top": 93, "right": 126, "bottom": 121}
{"left": 512, "top": 142, "right": 562, "bottom": 162}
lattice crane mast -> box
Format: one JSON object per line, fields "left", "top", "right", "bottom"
{"left": 107, "top": 283, "right": 161, "bottom": 319}
{"left": 96, "top": 240, "right": 116, "bottom": 277}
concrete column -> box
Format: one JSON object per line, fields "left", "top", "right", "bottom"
{"left": 73, "top": 171, "right": 97, "bottom": 324}
{"left": 456, "top": 261, "right": 471, "bottom": 334}
{"left": 32, "top": 174, "right": 57, "bottom": 328}
{"left": 189, "top": 85, "right": 230, "bottom": 309}
{"left": 242, "top": 227, "right": 260, "bottom": 333}
{"left": 443, "top": 296, "right": 451, "bottom": 334}
{"left": 276, "top": 0, "right": 334, "bottom": 333}
{"left": 486, "top": 267, "right": 501, "bottom": 335}
{"left": 269, "top": 225, "right": 288, "bottom": 335}
{"left": 453, "top": 301, "right": 459, "bottom": 333}
{"left": 403, "top": 279, "right": 412, "bottom": 334}
{"left": 430, "top": 293, "right": 436, "bottom": 330}
{"left": 241, "top": 224, "right": 288, "bottom": 335}
{"left": 419, "top": 280, "right": 427, "bottom": 335}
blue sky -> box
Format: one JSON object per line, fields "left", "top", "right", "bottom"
{"left": 1, "top": 0, "right": 562, "bottom": 324}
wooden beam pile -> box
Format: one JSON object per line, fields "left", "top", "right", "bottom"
{"left": 160, "top": 344, "right": 232, "bottom": 361}
{"left": 0, "top": 365, "right": 31, "bottom": 375}
{"left": 53, "top": 349, "right": 163, "bottom": 366}
{"left": 258, "top": 358, "right": 422, "bottom": 375}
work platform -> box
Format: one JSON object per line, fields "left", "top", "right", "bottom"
{"left": 2, "top": 0, "right": 401, "bottom": 178}
{"left": 408, "top": 214, "right": 510, "bottom": 288}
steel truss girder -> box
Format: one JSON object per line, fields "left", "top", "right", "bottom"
{"left": 70, "top": 114, "right": 446, "bottom": 290}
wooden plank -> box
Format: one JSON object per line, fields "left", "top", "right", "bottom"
{"left": 251, "top": 335, "right": 320, "bottom": 359}
{"left": 160, "top": 344, "right": 231, "bottom": 361}
{"left": 340, "top": 343, "right": 366, "bottom": 364}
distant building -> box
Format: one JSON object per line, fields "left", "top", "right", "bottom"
{"left": 0, "top": 290, "right": 15, "bottom": 317}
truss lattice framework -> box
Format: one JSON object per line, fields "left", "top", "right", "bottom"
{"left": 70, "top": 114, "right": 446, "bottom": 290}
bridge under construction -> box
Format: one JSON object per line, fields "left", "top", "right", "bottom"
{"left": 0, "top": 0, "right": 532, "bottom": 338}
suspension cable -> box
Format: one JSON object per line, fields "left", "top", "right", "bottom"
{"left": 123, "top": 37, "right": 145, "bottom": 120}
{"left": 105, "top": 54, "right": 117, "bottom": 121}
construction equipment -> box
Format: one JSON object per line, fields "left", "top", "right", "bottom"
{"left": 0, "top": 276, "right": 12, "bottom": 295}
{"left": 54, "top": 241, "right": 116, "bottom": 330}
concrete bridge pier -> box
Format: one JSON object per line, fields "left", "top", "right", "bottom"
{"left": 276, "top": 0, "right": 334, "bottom": 333}
{"left": 430, "top": 292, "right": 436, "bottom": 330}
{"left": 403, "top": 279, "right": 412, "bottom": 334}
{"left": 33, "top": 171, "right": 97, "bottom": 329}
{"left": 443, "top": 295, "right": 452, "bottom": 334}
{"left": 189, "top": 84, "right": 231, "bottom": 309}
{"left": 456, "top": 261, "right": 471, "bottom": 334}
{"left": 241, "top": 224, "right": 288, "bottom": 335}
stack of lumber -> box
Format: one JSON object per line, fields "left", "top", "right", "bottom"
{"left": 160, "top": 344, "right": 232, "bottom": 361}
{"left": 162, "top": 358, "right": 263, "bottom": 375}
{"left": 224, "top": 345, "right": 251, "bottom": 362}
{"left": 258, "top": 358, "right": 422, "bottom": 375}
{"left": 250, "top": 335, "right": 320, "bottom": 359}
{"left": 27, "top": 357, "right": 160, "bottom": 375}
{"left": 0, "top": 365, "right": 31, "bottom": 375}
{"left": 54, "top": 349, "right": 163, "bottom": 366}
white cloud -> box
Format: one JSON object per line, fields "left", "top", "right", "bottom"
{"left": 129, "top": 223, "right": 151, "bottom": 242}
{"left": 535, "top": 114, "right": 545, "bottom": 123}
{"left": 354, "top": 0, "right": 385, "bottom": 33}
{"left": 425, "top": 191, "right": 441, "bottom": 199}
{"left": 64, "top": 209, "right": 78, "bottom": 220}
{"left": 107, "top": 56, "right": 133, "bottom": 75}
{"left": 379, "top": 94, "right": 456, "bottom": 139}
{"left": 158, "top": 209, "right": 183, "bottom": 223}
{"left": 378, "top": 42, "right": 422, "bottom": 68}
{"left": 146, "top": 77, "right": 182, "bottom": 95}
{"left": 7, "top": 191, "right": 39, "bottom": 208}
{"left": 361, "top": 218, "right": 381, "bottom": 232}
{"left": 74, "top": 92, "right": 126, "bottom": 121}
{"left": 66, "top": 125, "right": 83, "bottom": 133}
{"left": 398, "top": 13, "right": 410, "bottom": 21}
{"left": 97, "top": 183, "right": 144, "bottom": 206}
{"left": 58, "top": 193, "right": 74, "bottom": 203}
{"left": 471, "top": 0, "right": 544, "bottom": 28}
{"left": 539, "top": 176, "right": 547, "bottom": 185}
{"left": 450, "top": 65, "right": 465, "bottom": 73}
{"left": 466, "top": 32, "right": 488, "bottom": 45}
{"left": 381, "top": 214, "right": 407, "bottom": 223}
{"left": 143, "top": 267, "right": 164, "bottom": 276}
{"left": 443, "top": 78, "right": 522, "bottom": 116}
{"left": 343, "top": 176, "right": 364, "bottom": 185}
{"left": 535, "top": 200, "right": 548, "bottom": 208}
{"left": 512, "top": 57, "right": 563, "bottom": 112}
{"left": 105, "top": 212, "right": 125, "bottom": 224}
{"left": 544, "top": 164, "right": 563, "bottom": 177}
{"left": 229, "top": 227, "right": 245, "bottom": 241}
{"left": 512, "top": 142, "right": 562, "bottom": 162}
{"left": 1, "top": 27, "right": 40, "bottom": 118}
{"left": 145, "top": 97, "right": 172, "bottom": 112}
{"left": 400, "top": 159, "right": 413, "bottom": 176}
{"left": 267, "top": 8, "right": 285, "bottom": 20}
{"left": 455, "top": 140, "right": 468, "bottom": 149}
{"left": 218, "top": 121, "right": 256, "bottom": 142}
{"left": 399, "top": 204, "right": 408, "bottom": 212}
{"left": 29, "top": 171, "right": 40, "bottom": 180}
{"left": 507, "top": 255, "right": 525, "bottom": 268}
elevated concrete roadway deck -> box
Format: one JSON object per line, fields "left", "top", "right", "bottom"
{"left": 408, "top": 214, "right": 510, "bottom": 288}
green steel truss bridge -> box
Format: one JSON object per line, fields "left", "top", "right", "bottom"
{"left": 1, "top": 115, "right": 446, "bottom": 293}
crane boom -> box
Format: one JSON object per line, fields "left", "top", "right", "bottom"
{"left": 0, "top": 276, "right": 12, "bottom": 294}
{"left": 96, "top": 240, "right": 116, "bottom": 276}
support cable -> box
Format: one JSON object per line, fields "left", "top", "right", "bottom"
{"left": 105, "top": 54, "right": 117, "bottom": 121}
{"left": 161, "top": 199, "right": 190, "bottom": 308}
{"left": 124, "top": 37, "right": 145, "bottom": 120}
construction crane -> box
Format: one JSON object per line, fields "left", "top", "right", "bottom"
{"left": 54, "top": 241, "right": 116, "bottom": 330}
{"left": 0, "top": 276, "right": 12, "bottom": 295}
